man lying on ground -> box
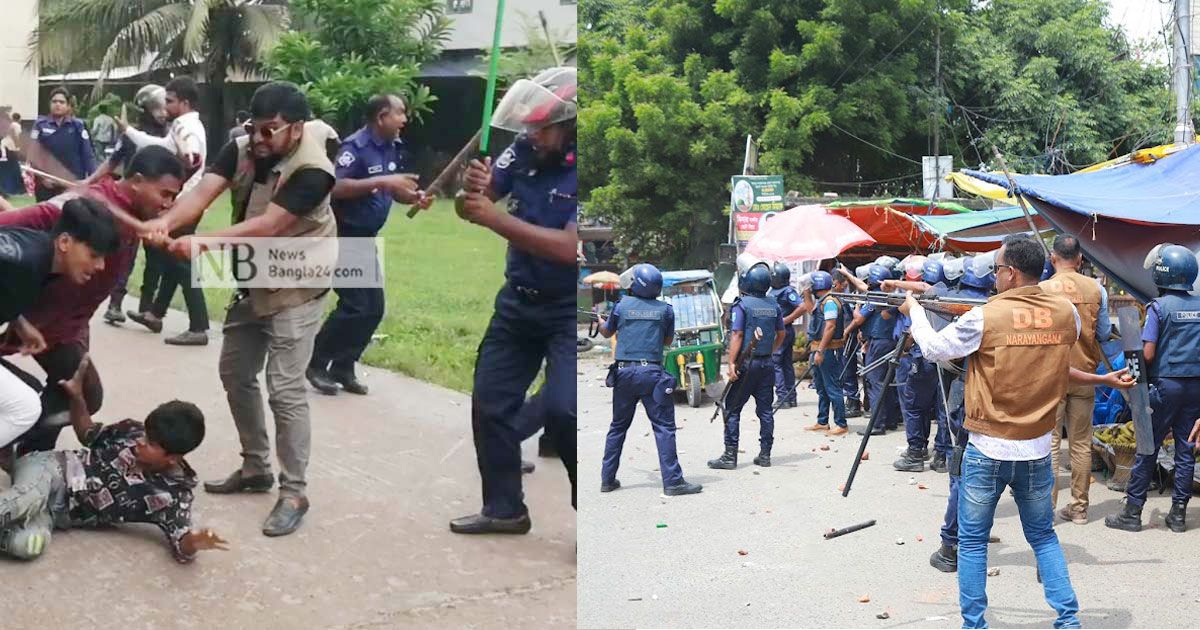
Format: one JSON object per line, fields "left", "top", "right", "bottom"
{"left": 0, "top": 355, "right": 227, "bottom": 562}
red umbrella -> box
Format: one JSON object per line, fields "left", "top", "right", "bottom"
{"left": 745, "top": 204, "right": 875, "bottom": 262}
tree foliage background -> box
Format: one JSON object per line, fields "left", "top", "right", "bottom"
{"left": 580, "top": 0, "right": 1172, "bottom": 267}
{"left": 266, "top": 0, "right": 452, "bottom": 132}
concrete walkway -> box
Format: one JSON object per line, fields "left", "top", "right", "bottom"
{"left": 0, "top": 301, "right": 576, "bottom": 629}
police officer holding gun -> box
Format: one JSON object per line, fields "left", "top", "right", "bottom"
{"left": 708, "top": 263, "right": 786, "bottom": 469}
{"left": 596, "top": 264, "right": 702, "bottom": 496}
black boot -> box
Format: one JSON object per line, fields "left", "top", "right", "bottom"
{"left": 330, "top": 366, "right": 368, "bottom": 395}
{"left": 894, "top": 449, "right": 925, "bottom": 472}
{"left": 844, "top": 398, "right": 863, "bottom": 418}
{"left": 538, "top": 431, "right": 557, "bottom": 458}
{"left": 305, "top": 367, "right": 340, "bottom": 396}
{"left": 707, "top": 445, "right": 737, "bottom": 470}
{"left": 920, "top": 446, "right": 931, "bottom": 461}
{"left": 1104, "top": 501, "right": 1143, "bottom": 532}
{"left": 1166, "top": 501, "right": 1188, "bottom": 533}
{"left": 753, "top": 447, "right": 771, "bottom": 467}
{"left": 664, "top": 480, "right": 703, "bottom": 496}
{"left": 929, "top": 544, "right": 957, "bottom": 573}
{"left": 930, "top": 452, "right": 948, "bottom": 473}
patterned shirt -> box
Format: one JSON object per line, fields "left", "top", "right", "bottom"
{"left": 59, "top": 420, "right": 198, "bottom": 563}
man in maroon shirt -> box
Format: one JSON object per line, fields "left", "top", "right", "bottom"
{"left": 0, "top": 146, "right": 183, "bottom": 454}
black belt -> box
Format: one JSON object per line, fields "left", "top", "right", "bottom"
{"left": 509, "top": 283, "right": 573, "bottom": 303}
{"left": 617, "top": 360, "right": 657, "bottom": 368}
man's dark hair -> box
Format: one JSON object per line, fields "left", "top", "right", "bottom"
{"left": 366, "top": 94, "right": 404, "bottom": 122}
{"left": 127, "top": 145, "right": 185, "bottom": 181}
{"left": 53, "top": 197, "right": 120, "bottom": 255}
{"left": 249, "top": 81, "right": 311, "bottom": 123}
{"left": 1001, "top": 234, "right": 1045, "bottom": 279}
{"left": 48, "top": 87, "right": 71, "bottom": 103}
{"left": 145, "top": 400, "right": 206, "bottom": 455}
{"left": 235, "top": 109, "right": 250, "bottom": 123}
{"left": 1052, "top": 234, "right": 1082, "bottom": 260}
{"left": 12, "top": 113, "right": 21, "bottom": 123}
{"left": 164, "top": 76, "right": 200, "bottom": 109}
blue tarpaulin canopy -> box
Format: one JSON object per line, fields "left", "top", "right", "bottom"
{"left": 965, "top": 146, "right": 1200, "bottom": 302}
{"left": 966, "top": 144, "right": 1200, "bottom": 225}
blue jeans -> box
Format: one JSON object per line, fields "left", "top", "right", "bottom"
{"left": 1126, "top": 376, "right": 1200, "bottom": 506}
{"left": 958, "top": 444, "right": 1079, "bottom": 628}
{"left": 940, "top": 376, "right": 967, "bottom": 547}
{"left": 603, "top": 365, "right": 684, "bottom": 489}
{"left": 723, "top": 357, "right": 775, "bottom": 449}
{"left": 773, "top": 326, "right": 797, "bottom": 404}
{"left": 811, "top": 348, "right": 846, "bottom": 428}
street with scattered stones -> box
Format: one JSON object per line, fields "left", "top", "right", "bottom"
{"left": 576, "top": 342, "right": 1196, "bottom": 628}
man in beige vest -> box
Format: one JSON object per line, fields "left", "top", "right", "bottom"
{"left": 144, "top": 82, "right": 340, "bottom": 537}
{"left": 1040, "top": 235, "right": 1110, "bottom": 524}
{"left": 899, "top": 235, "right": 1132, "bottom": 629}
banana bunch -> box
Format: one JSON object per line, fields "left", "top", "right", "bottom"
{"left": 1095, "top": 422, "right": 1137, "bottom": 448}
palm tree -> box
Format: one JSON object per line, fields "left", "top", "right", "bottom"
{"left": 31, "top": 0, "right": 290, "bottom": 139}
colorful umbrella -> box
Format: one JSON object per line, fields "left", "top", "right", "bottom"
{"left": 744, "top": 204, "right": 875, "bottom": 262}
{"left": 581, "top": 270, "right": 621, "bottom": 288}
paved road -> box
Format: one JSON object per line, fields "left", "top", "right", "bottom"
{"left": 0, "top": 302, "right": 576, "bottom": 629}
{"left": 577, "top": 347, "right": 1197, "bottom": 628}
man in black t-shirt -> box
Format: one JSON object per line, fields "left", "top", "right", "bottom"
{"left": 140, "top": 82, "right": 338, "bottom": 537}
{"left": 0, "top": 198, "right": 119, "bottom": 454}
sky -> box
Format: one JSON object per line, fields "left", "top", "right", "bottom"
{"left": 1107, "top": 0, "right": 1173, "bottom": 61}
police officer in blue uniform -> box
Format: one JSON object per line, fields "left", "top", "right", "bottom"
{"left": 307, "top": 94, "right": 431, "bottom": 396}
{"left": 450, "top": 68, "right": 578, "bottom": 535}
{"left": 834, "top": 265, "right": 866, "bottom": 419}
{"left": 850, "top": 264, "right": 902, "bottom": 436}
{"left": 708, "top": 263, "right": 786, "bottom": 469}
{"left": 768, "top": 261, "right": 805, "bottom": 409}
{"left": 1106, "top": 243, "right": 1200, "bottom": 534}
{"left": 597, "top": 264, "right": 702, "bottom": 496}
{"left": 802, "top": 270, "right": 851, "bottom": 435}
{"left": 886, "top": 257, "right": 952, "bottom": 473}
{"left": 930, "top": 255, "right": 995, "bottom": 573}
{"left": 30, "top": 88, "right": 95, "bottom": 201}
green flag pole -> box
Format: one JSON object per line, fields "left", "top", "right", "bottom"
{"left": 408, "top": 0, "right": 506, "bottom": 219}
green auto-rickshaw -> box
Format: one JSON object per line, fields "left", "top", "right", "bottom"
{"left": 660, "top": 270, "right": 725, "bottom": 407}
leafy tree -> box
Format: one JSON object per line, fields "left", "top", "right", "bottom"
{"left": 31, "top": 0, "right": 290, "bottom": 136}
{"left": 266, "top": 0, "right": 452, "bottom": 132}
{"left": 580, "top": 0, "right": 1172, "bottom": 267}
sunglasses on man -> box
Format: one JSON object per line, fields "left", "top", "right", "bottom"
{"left": 243, "top": 120, "right": 295, "bottom": 140}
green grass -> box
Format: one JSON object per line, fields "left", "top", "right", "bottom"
{"left": 8, "top": 194, "right": 506, "bottom": 393}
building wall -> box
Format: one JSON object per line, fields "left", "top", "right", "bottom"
{"left": 0, "top": 0, "right": 39, "bottom": 118}
{"left": 444, "top": 0, "right": 577, "bottom": 51}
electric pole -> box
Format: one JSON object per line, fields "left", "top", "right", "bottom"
{"left": 1174, "top": 0, "right": 1195, "bottom": 143}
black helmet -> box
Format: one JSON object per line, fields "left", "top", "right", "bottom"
{"left": 743, "top": 263, "right": 772, "bottom": 296}
{"left": 629, "top": 263, "right": 663, "bottom": 298}
{"left": 771, "top": 261, "right": 791, "bottom": 289}
{"left": 1145, "top": 243, "right": 1199, "bottom": 291}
